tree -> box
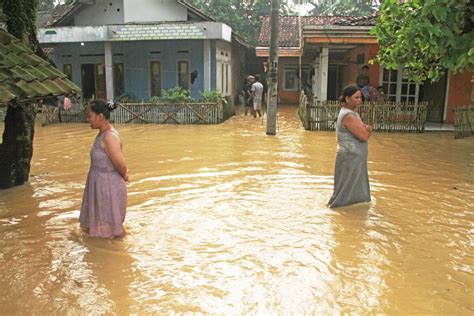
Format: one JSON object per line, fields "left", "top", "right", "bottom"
{"left": 372, "top": 0, "right": 474, "bottom": 83}
{"left": 0, "top": 0, "right": 40, "bottom": 188}
{"left": 306, "top": 0, "right": 381, "bottom": 16}
{"left": 188, "top": 0, "right": 295, "bottom": 46}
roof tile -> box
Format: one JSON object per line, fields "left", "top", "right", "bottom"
{"left": 258, "top": 14, "right": 379, "bottom": 47}
{"left": 0, "top": 28, "right": 80, "bottom": 104}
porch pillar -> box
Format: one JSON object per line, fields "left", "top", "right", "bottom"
{"left": 104, "top": 41, "right": 114, "bottom": 101}
{"left": 312, "top": 58, "right": 320, "bottom": 103}
{"left": 319, "top": 46, "right": 328, "bottom": 102}
{"left": 203, "top": 40, "right": 211, "bottom": 92}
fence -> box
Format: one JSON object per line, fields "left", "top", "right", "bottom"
{"left": 111, "top": 102, "right": 225, "bottom": 124}
{"left": 299, "top": 96, "right": 428, "bottom": 132}
{"left": 453, "top": 105, "right": 473, "bottom": 139}
{"left": 38, "top": 100, "right": 230, "bottom": 125}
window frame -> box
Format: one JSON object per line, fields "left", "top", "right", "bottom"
{"left": 177, "top": 59, "right": 190, "bottom": 91}
{"left": 149, "top": 60, "right": 162, "bottom": 98}
{"left": 380, "top": 67, "right": 420, "bottom": 104}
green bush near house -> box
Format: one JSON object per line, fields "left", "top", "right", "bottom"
{"left": 199, "top": 90, "right": 221, "bottom": 102}
{"left": 222, "top": 96, "right": 234, "bottom": 120}
{"left": 160, "top": 87, "right": 194, "bottom": 103}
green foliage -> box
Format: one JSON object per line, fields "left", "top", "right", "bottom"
{"left": 188, "top": 0, "right": 295, "bottom": 46}
{"left": 160, "top": 87, "right": 194, "bottom": 103}
{"left": 372, "top": 0, "right": 474, "bottom": 83}
{"left": 199, "top": 90, "right": 222, "bottom": 102}
{"left": 2, "top": 0, "right": 48, "bottom": 59}
{"left": 307, "top": 0, "right": 380, "bottom": 16}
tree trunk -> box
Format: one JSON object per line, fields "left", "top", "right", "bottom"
{"left": 0, "top": 103, "right": 36, "bottom": 189}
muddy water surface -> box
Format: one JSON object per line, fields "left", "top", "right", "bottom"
{"left": 0, "top": 106, "right": 473, "bottom": 314}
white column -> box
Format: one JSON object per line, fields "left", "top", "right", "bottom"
{"left": 319, "top": 46, "right": 328, "bottom": 102}
{"left": 312, "top": 58, "right": 320, "bottom": 102}
{"left": 104, "top": 41, "right": 114, "bottom": 101}
{"left": 203, "top": 40, "right": 211, "bottom": 92}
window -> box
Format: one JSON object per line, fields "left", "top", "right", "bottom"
{"left": 150, "top": 61, "right": 162, "bottom": 97}
{"left": 381, "top": 67, "right": 420, "bottom": 103}
{"left": 283, "top": 64, "right": 310, "bottom": 91}
{"left": 177, "top": 60, "right": 189, "bottom": 90}
{"left": 284, "top": 64, "right": 298, "bottom": 91}
{"left": 63, "top": 64, "right": 72, "bottom": 81}
{"left": 114, "top": 63, "right": 124, "bottom": 97}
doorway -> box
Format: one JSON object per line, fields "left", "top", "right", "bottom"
{"left": 81, "top": 64, "right": 106, "bottom": 100}
{"left": 420, "top": 73, "right": 447, "bottom": 123}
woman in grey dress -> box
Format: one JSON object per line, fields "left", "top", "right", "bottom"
{"left": 328, "top": 85, "right": 373, "bottom": 208}
{"left": 80, "top": 100, "right": 128, "bottom": 238}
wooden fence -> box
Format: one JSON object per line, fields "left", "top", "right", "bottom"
{"left": 453, "top": 105, "right": 473, "bottom": 139}
{"left": 38, "top": 101, "right": 229, "bottom": 125}
{"left": 299, "top": 96, "right": 428, "bottom": 132}
{"left": 111, "top": 102, "right": 224, "bottom": 124}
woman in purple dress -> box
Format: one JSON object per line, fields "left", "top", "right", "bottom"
{"left": 80, "top": 100, "right": 128, "bottom": 238}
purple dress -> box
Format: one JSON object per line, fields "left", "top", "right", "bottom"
{"left": 80, "top": 128, "right": 127, "bottom": 238}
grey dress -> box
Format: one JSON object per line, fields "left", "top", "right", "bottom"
{"left": 328, "top": 107, "right": 371, "bottom": 208}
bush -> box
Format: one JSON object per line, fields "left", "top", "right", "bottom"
{"left": 200, "top": 90, "right": 222, "bottom": 103}
{"left": 160, "top": 87, "right": 193, "bottom": 103}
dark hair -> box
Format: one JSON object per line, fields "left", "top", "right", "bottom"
{"left": 88, "top": 99, "right": 117, "bottom": 120}
{"left": 362, "top": 65, "right": 369, "bottom": 70}
{"left": 254, "top": 74, "right": 260, "bottom": 81}
{"left": 339, "top": 85, "right": 360, "bottom": 103}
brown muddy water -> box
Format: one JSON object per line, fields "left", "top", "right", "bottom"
{"left": 0, "top": 105, "right": 473, "bottom": 314}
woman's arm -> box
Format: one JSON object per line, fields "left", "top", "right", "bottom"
{"left": 343, "top": 114, "right": 373, "bottom": 141}
{"left": 103, "top": 133, "right": 129, "bottom": 181}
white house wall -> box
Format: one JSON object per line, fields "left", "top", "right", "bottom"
{"left": 74, "top": 0, "right": 125, "bottom": 26}
{"left": 216, "top": 40, "right": 232, "bottom": 96}
{"left": 123, "top": 0, "right": 187, "bottom": 23}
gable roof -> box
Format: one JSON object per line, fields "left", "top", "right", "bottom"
{"left": 258, "top": 14, "right": 379, "bottom": 47}
{"left": 45, "top": 0, "right": 215, "bottom": 27}
{"left": 45, "top": 2, "right": 85, "bottom": 27}
{"left": 0, "top": 29, "right": 80, "bottom": 104}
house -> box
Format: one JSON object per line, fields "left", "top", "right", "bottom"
{"left": 256, "top": 15, "right": 473, "bottom": 124}
{"left": 37, "top": 0, "right": 250, "bottom": 103}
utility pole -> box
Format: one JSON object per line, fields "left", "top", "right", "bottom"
{"left": 266, "top": 0, "right": 279, "bottom": 135}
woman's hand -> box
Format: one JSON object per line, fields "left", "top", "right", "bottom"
{"left": 103, "top": 132, "right": 128, "bottom": 179}
{"left": 365, "top": 124, "right": 374, "bottom": 134}
{"left": 343, "top": 114, "right": 373, "bottom": 141}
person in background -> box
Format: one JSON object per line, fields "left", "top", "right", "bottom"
{"left": 80, "top": 99, "right": 128, "bottom": 238}
{"left": 356, "top": 65, "right": 370, "bottom": 88}
{"left": 328, "top": 85, "right": 373, "bottom": 208}
{"left": 244, "top": 76, "right": 254, "bottom": 116}
{"left": 376, "top": 85, "right": 388, "bottom": 103}
{"left": 251, "top": 74, "right": 264, "bottom": 118}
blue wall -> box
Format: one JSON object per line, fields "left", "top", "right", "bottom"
{"left": 53, "top": 40, "right": 217, "bottom": 100}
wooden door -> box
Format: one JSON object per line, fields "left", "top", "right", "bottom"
{"left": 94, "top": 64, "right": 106, "bottom": 100}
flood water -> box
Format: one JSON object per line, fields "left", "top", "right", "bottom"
{"left": 0, "top": 105, "right": 473, "bottom": 314}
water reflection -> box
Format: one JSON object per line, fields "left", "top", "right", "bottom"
{"left": 0, "top": 106, "right": 473, "bottom": 314}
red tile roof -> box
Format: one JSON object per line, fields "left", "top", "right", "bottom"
{"left": 258, "top": 14, "right": 379, "bottom": 47}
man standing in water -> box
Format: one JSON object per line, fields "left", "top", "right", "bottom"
{"left": 251, "top": 75, "right": 264, "bottom": 118}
